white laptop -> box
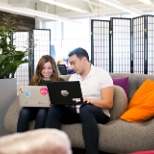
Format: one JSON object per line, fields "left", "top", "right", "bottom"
{"left": 19, "top": 86, "right": 51, "bottom": 107}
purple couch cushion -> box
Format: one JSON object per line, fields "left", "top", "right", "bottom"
{"left": 113, "top": 77, "right": 129, "bottom": 99}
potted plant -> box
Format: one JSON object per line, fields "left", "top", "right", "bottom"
{"left": 0, "top": 14, "right": 31, "bottom": 135}
{"left": 0, "top": 14, "right": 29, "bottom": 79}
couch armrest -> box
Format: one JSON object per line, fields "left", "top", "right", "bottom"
{"left": 110, "top": 85, "right": 128, "bottom": 120}
{"left": 4, "top": 96, "right": 21, "bottom": 133}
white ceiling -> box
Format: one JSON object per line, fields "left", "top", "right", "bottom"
{"left": 0, "top": 0, "right": 154, "bottom": 21}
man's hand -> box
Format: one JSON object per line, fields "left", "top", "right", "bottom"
{"left": 83, "top": 97, "right": 92, "bottom": 104}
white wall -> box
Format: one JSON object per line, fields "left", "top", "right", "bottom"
{"left": 42, "top": 18, "right": 91, "bottom": 63}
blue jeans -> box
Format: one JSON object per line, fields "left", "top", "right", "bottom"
{"left": 17, "top": 107, "right": 48, "bottom": 132}
{"left": 45, "top": 104, "right": 109, "bottom": 154}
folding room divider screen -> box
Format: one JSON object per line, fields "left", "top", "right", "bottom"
{"left": 91, "top": 20, "right": 110, "bottom": 72}
{"left": 91, "top": 15, "right": 154, "bottom": 74}
{"left": 14, "top": 29, "right": 51, "bottom": 89}
{"left": 144, "top": 15, "right": 154, "bottom": 75}
{"left": 111, "top": 18, "right": 131, "bottom": 73}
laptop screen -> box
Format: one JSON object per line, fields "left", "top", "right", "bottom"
{"left": 47, "top": 81, "right": 83, "bottom": 105}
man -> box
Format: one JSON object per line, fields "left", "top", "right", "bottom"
{"left": 45, "top": 47, "right": 114, "bottom": 154}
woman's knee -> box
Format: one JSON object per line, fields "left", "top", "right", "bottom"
{"left": 37, "top": 108, "right": 48, "bottom": 115}
{"left": 36, "top": 109, "right": 48, "bottom": 120}
{"left": 19, "top": 108, "right": 31, "bottom": 117}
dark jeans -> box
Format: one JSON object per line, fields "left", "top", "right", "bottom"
{"left": 17, "top": 107, "right": 48, "bottom": 132}
{"left": 45, "top": 104, "right": 109, "bottom": 154}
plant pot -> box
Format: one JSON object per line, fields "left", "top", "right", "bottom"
{"left": 0, "top": 78, "right": 17, "bottom": 136}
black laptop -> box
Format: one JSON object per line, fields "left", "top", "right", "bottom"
{"left": 47, "top": 81, "right": 83, "bottom": 105}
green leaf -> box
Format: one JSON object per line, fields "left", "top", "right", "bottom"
{"left": 0, "top": 14, "right": 31, "bottom": 79}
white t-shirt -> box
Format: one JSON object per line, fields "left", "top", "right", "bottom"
{"left": 69, "top": 65, "right": 113, "bottom": 117}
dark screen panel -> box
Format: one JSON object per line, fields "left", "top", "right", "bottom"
{"left": 111, "top": 18, "right": 131, "bottom": 73}
{"left": 91, "top": 20, "right": 110, "bottom": 72}
{"left": 147, "top": 15, "right": 154, "bottom": 75}
{"left": 14, "top": 31, "right": 29, "bottom": 90}
{"left": 132, "top": 16, "right": 145, "bottom": 74}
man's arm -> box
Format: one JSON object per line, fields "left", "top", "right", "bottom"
{"left": 83, "top": 86, "right": 114, "bottom": 109}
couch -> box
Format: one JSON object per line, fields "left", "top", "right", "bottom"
{"left": 4, "top": 73, "right": 154, "bottom": 153}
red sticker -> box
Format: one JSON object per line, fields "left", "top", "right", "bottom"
{"left": 40, "top": 87, "right": 48, "bottom": 95}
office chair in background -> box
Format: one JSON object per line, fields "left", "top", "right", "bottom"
{"left": 57, "top": 64, "right": 68, "bottom": 75}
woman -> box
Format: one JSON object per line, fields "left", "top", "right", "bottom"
{"left": 17, "top": 55, "right": 64, "bottom": 132}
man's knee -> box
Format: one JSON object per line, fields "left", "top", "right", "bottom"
{"left": 80, "top": 104, "right": 95, "bottom": 114}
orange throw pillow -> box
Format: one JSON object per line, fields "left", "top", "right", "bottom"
{"left": 120, "top": 79, "right": 154, "bottom": 122}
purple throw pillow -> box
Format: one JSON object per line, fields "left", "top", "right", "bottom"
{"left": 112, "top": 77, "right": 129, "bottom": 99}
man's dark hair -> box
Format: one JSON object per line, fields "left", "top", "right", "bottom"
{"left": 68, "top": 47, "right": 89, "bottom": 62}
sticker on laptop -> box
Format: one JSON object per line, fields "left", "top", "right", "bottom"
{"left": 72, "top": 98, "right": 82, "bottom": 102}
{"left": 61, "top": 90, "right": 69, "bottom": 96}
{"left": 19, "top": 88, "right": 23, "bottom": 94}
{"left": 40, "top": 87, "right": 48, "bottom": 96}
{"left": 25, "top": 91, "right": 30, "bottom": 97}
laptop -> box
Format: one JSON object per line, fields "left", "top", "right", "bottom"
{"left": 19, "top": 86, "right": 51, "bottom": 107}
{"left": 47, "top": 81, "right": 83, "bottom": 105}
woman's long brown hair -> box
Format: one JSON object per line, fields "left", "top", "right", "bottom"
{"left": 29, "top": 55, "right": 60, "bottom": 85}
